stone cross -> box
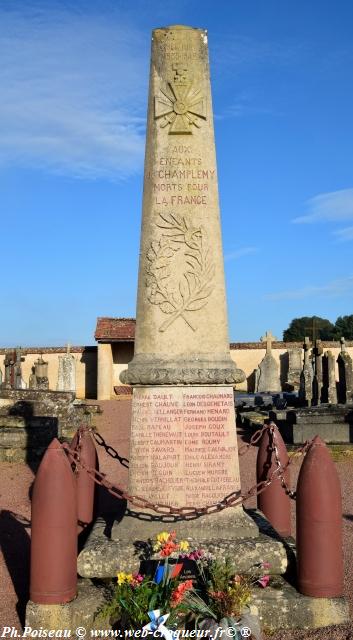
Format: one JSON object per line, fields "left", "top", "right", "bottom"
{"left": 260, "top": 331, "right": 276, "bottom": 355}
{"left": 341, "top": 337, "right": 347, "bottom": 352}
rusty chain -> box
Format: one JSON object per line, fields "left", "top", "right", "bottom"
{"left": 62, "top": 422, "right": 314, "bottom": 517}
{"left": 91, "top": 430, "right": 129, "bottom": 469}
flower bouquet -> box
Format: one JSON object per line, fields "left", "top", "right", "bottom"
{"left": 99, "top": 531, "right": 202, "bottom": 630}
{"left": 99, "top": 530, "right": 270, "bottom": 636}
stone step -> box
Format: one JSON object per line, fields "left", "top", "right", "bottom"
{"left": 77, "top": 509, "right": 295, "bottom": 579}
{"left": 26, "top": 575, "right": 349, "bottom": 633}
{"left": 252, "top": 577, "right": 349, "bottom": 631}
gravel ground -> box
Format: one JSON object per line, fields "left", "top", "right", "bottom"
{"left": 0, "top": 399, "right": 352, "bottom": 638}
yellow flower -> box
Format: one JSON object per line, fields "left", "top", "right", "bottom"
{"left": 179, "top": 540, "right": 189, "bottom": 552}
{"left": 117, "top": 571, "right": 134, "bottom": 585}
{"left": 156, "top": 531, "right": 170, "bottom": 544}
{"left": 153, "top": 542, "right": 161, "bottom": 552}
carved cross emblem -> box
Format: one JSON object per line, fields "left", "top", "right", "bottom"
{"left": 154, "top": 78, "right": 207, "bottom": 135}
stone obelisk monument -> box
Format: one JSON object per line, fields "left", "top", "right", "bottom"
{"left": 121, "top": 25, "right": 254, "bottom": 538}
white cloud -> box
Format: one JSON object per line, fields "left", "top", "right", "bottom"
{"left": 263, "top": 276, "right": 353, "bottom": 301}
{"left": 0, "top": 5, "right": 147, "bottom": 180}
{"left": 333, "top": 226, "right": 353, "bottom": 242}
{"left": 224, "top": 246, "right": 258, "bottom": 261}
{"left": 292, "top": 189, "right": 353, "bottom": 224}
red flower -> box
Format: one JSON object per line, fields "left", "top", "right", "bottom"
{"left": 160, "top": 541, "right": 179, "bottom": 557}
{"left": 170, "top": 580, "right": 193, "bottom": 607}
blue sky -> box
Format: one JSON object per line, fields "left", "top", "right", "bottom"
{"left": 1, "top": 0, "right": 353, "bottom": 346}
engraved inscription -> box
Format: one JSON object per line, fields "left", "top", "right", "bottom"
{"left": 129, "top": 387, "right": 240, "bottom": 507}
{"left": 146, "top": 213, "right": 215, "bottom": 332}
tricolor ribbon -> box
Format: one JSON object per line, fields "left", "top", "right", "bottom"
{"left": 142, "top": 609, "right": 174, "bottom": 640}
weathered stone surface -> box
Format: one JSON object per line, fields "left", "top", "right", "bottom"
{"left": 0, "top": 389, "right": 96, "bottom": 461}
{"left": 78, "top": 511, "right": 293, "bottom": 579}
{"left": 312, "top": 339, "right": 323, "bottom": 405}
{"left": 26, "top": 579, "right": 112, "bottom": 631}
{"left": 337, "top": 338, "right": 353, "bottom": 404}
{"left": 299, "top": 337, "right": 313, "bottom": 406}
{"left": 255, "top": 332, "right": 281, "bottom": 393}
{"left": 129, "top": 385, "right": 240, "bottom": 507}
{"left": 322, "top": 350, "right": 338, "bottom": 404}
{"left": 252, "top": 577, "right": 350, "bottom": 631}
{"left": 57, "top": 345, "right": 76, "bottom": 392}
{"left": 285, "top": 347, "right": 302, "bottom": 392}
{"left": 288, "top": 406, "right": 353, "bottom": 444}
{"left": 256, "top": 354, "right": 281, "bottom": 393}
{"left": 121, "top": 25, "right": 244, "bottom": 387}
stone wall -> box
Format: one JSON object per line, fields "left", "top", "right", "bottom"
{"left": 2, "top": 341, "right": 353, "bottom": 398}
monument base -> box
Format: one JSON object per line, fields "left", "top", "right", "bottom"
{"left": 74, "top": 511, "right": 349, "bottom": 632}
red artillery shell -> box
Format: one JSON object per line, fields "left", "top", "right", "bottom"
{"left": 256, "top": 424, "right": 291, "bottom": 537}
{"left": 30, "top": 438, "right": 77, "bottom": 604}
{"left": 76, "top": 431, "right": 97, "bottom": 533}
{"left": 296, "top": 435, "right": 343, "bottom": 597}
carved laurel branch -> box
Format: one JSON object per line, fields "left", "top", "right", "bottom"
{"left": 146, "top": 212, "right": 215, "bottom": 332}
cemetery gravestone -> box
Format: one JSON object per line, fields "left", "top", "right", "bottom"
{"left": 286, "top": 347, "right": 302, "bottom": 392}
{"left": 34, "top": 354, "right": 49, "bottom": 390}
{"left": 299, "top": 337, "right": 313, "bottom": 406}
{"left": 255, "top": 331, "right": 281, "bottom": 393}
{"left": 337, "top": 338, "right": 353, "bottom": 404}
{"left": 57, "top": 344, "right": 76, "bottom": 393}
{"left": 312, "top": 339, "right": 323, "bottom": 405}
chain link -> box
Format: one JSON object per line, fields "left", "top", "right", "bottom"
{"left": 62, "top": 421, "right": 314, "bottom": 517}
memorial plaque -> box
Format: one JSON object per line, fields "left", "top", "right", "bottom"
{"left": 129, "top": 386, "right": 240, "bottom": 507}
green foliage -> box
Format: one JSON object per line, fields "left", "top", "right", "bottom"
{"left": 335, "top": 315, "right": 353, "bottom": 340}
{"left": 283, "top": 316, "right": 336, "bottom": 341}
{"left": 283, "top": 314, "right": 353, "bottom": 341}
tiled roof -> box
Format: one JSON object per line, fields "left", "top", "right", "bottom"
{"left": 94, "top": 317, "right": 136, "bottom": 341}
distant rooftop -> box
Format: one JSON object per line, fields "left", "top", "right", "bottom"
{"left": 94, "top": 317, "right": 135, "bottom": 342}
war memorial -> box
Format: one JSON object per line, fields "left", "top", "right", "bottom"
{"left": 1, "top": 24, "right": 352, "bottom": 637}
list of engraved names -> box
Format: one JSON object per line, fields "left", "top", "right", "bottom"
{"left": 129, "top": 386, "right": 240, "bottom": 507}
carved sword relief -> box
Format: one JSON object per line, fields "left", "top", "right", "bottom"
{"left": 154, "top": 64, "right": 207, "bottom": 135}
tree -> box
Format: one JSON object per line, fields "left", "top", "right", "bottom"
{"left": 334, "top": 315, "right": 353, "bottom": 340}
{"left": 283, "top": 316, "right": 336, "bottom": 342}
